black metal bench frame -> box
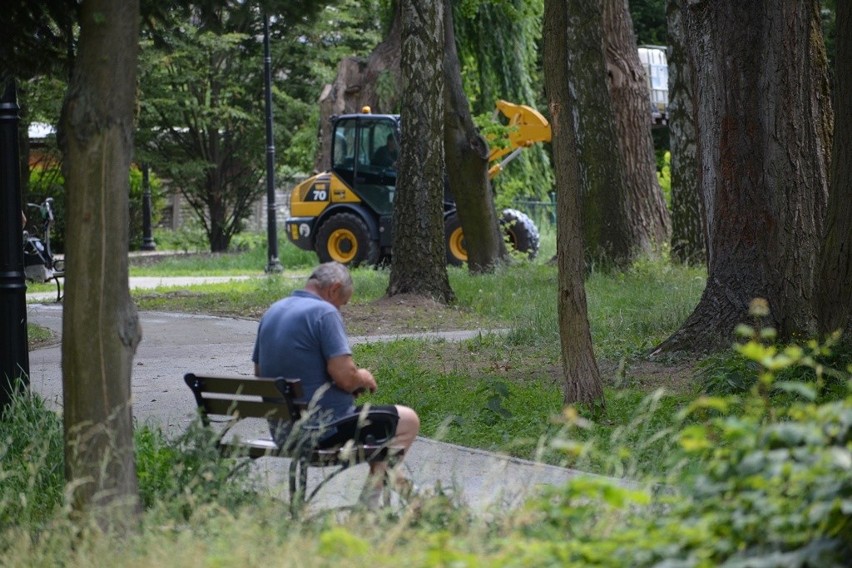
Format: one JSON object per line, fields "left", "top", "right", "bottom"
{"left": 184, "top": 373, "right": 403, "bottom": 514}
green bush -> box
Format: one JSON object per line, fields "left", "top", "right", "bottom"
{"left": 26, "top": 165, "right": 166, "bottom": 253}
{"left": 515, "top": 334, "right": 852, "bottom": 566}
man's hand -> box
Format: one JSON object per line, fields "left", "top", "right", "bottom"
{"left": 355, "top": 368, "right": 377, "bottom": 394}
{"left": 328, "top": 354, "right": 377, "bottom": 394}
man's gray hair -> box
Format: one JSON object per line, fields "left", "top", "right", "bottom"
{"left": 308, "top": 262, "right": 353, "bottom": 290}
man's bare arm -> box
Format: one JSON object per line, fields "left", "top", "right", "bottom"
{"left": 327, "top": 354, "right": 377, "bottom": 394}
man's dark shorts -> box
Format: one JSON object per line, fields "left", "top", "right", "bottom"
{"left": 317, "top": 404, "right": 399, "bottom": 449}
{"left": 269, "top": 405, "right": 400, "bottom": 450}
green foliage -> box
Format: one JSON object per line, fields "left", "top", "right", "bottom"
{"left": 7, "top": 333, "right": 849, "bottom": 566}
{"left": 26, "top": 165, "right": 165, "bottom": 253}
{"left": 514, "top": 341, "right": 851, "bottom": 566}
{"left": 135, "top": 422, "right": 257, "bottom": 520}
{"left": 150, "top": 223, "right": 212, "bottom": 254}
{"left": 657, "top": 149, "right": 671, "bottom": 208}
{"left": 129, "top": 166, "right": 167, "bottom": 250}
{"left": 700, "top": 312, "right": 851, "bottom": 402}
{"left": 25, "top": 166, "right": 66, "bottom": 251}
{"left": 586, "top": 257, "right": 707, "bottom": 359}
{"left": 453, "top": 0, "right": 553, "bottom": 201}
{"left": 629, "top": 0, "right": 667, "bottom": 45}
{"left": 137, "top": 23, "right": 267, "bottom": 251}
{"left": 26, "top": 323, "right": 54, "bottom": 345}
{"left": 0, "top": 387, "right": 64, "bottom": 533}
{"left": 278, "top": 0, "right": 390, "bottom": 169}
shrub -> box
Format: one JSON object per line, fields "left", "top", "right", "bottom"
{"left": 26, "top": 165, "right": 166, "bottom": 253}
{"left": 517, "top": 330, "right": 852, "bottom": 566}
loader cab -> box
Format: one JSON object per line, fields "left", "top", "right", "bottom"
{"left": 331, "top": 114, "right": 400, "bottom": 216}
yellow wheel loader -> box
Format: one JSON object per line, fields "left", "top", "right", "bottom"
{"left": 285, "top": 100, "right": 551, "bottom": 267}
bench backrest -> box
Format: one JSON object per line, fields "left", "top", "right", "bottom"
{"left": 184, "top": 373, "right": 305, "bottom": 425}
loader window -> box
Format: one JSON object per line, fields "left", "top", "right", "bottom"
{"left": 332, "top": 119, "right": 357, "bottom": 169}
{"left": 331, "top": 117, "right": 399, "bottom": 216}
{"left": 368, "top": 123, "right": 399, "bottom": 169}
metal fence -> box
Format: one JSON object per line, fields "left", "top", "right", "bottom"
{"left": 512, "top": 193, "right": 556, "bottom": 229}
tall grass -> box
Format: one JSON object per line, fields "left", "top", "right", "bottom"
{"left": 0, "top": 386, "right": 64, "bottom": 531}
{"left": 3, "top": 350, "right": 846, "bottom": 567}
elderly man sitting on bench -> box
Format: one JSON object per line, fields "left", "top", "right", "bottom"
{"left": 252, "top": 262, "right": 419, "bottom": 507}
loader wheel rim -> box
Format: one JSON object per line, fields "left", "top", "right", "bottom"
{"left": 448, "top": 227, "right": 467, "bottom": 262}
{"left": 328, "top": 228, "right": 358, "bottom": 263}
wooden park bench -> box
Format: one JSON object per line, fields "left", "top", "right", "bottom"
{"left": 183, "top": 373, "right": 403, "bottom": 514}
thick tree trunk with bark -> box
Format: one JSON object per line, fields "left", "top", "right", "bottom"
{"left": 817, "top": 1, "right": 851, "bottom": 335}
{"left": 602, "top": 0, "right": 670, "bottom": 256}
{"left": 314, "top": 4, "right": 403, "bottom": 172}
{"left": 544, "top": 0, "right": 605, "bottom": 408}
{"left": 565, "top": 0, "right": 632, "bottom": 266}
{"left": 667, "top": 0, "right": 705, "bottom": 265}
{"left": 655, "top": 0, "right": 831, "bottom": 354}
{"left": 388, "top": 0, "right": 453, "bottom": 303}
{"left": 58, "top": 0, "right": 142, "bottom": 528}
{"left": 442, "top": 0, "right": 506, "bottom": 273}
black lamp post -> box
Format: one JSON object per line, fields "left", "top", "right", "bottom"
{"left": 141, "top": 163, "right": 156, "bottom": 251}
{"left": 0, "top": 77, "right": 29, "bottom": 408}
{"left": 263, "top": 13, "right": 282, "bottom": 273}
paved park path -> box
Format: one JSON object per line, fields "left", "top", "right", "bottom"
{"left": 26, "top": 276, "right": 591, "bottom": 512}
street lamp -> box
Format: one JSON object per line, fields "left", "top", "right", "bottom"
{"left": 263, "top": 13, "right": 282, "bottom": 273}
{"left": 0, "top": 76, "right": 30, "bottom": 408}
{"left": 141, "top": 163, "right": 156, "bottom": 251}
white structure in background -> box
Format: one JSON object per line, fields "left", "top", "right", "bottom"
{"left": 637, "top": 45, "right": 669, "bottom": 125}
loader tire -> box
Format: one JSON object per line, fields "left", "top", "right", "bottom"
{"left": 315, "top": 213, "right": 379, "bottom": 267}
{"left": 501, "top": 208, "right": 539, "bottom": 260}
{"left": 444, "top": 214, "right": 466, "bottom": 266}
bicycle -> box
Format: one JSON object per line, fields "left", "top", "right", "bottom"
{"left": 23, "top": 197, "right": 64, "bottom": 301}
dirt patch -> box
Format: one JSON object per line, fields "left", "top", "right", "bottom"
{"left": 597, "top": 357, "right": 701, "bottom": 395}
{"left": 343, "top": 294, "right": 701, "bottom": 394}
{"left": 343, "top": 293, "right": 492, "bottom": 336}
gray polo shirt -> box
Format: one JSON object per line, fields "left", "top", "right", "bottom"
{"left": 252, "top": 290, "right": 355, "bottom": 420}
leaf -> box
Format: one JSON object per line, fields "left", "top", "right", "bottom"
{"left": 772, "top": 381, "right": 817, "bottom": 401}
{"left": 679, "top": 425, "right": 711, "bottom": 451}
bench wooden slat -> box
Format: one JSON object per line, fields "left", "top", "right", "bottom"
{"left": 220, "top": 439, "right": 285, "bottom": 459}
{"left": 201, "top": 398, "right": 294, "bottom": 421}
{"left": 185, "top": 373, "right": 299, "bottom": 399}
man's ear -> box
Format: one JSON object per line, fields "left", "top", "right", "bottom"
{"left": 327, "top": 283, "right": 342, "bottom": 300}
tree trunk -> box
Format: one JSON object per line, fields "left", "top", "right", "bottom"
{"left": 602, "top": 0, "right": 671, "bottom": 257}
{"left": 655, "top": 0, "right": 831, "bottom": 354}
{"left": 817, "top": 0, "right": 851, "bottom": 335}
{"left": 442, "top": 0, "right": 506, "bottom": 273}
{"left": 565, "top": 0, "right": 632, "bottom": 267}
{"left": 388, "top": 0, "right": 453, "bottom": 303}
{"left": 666, "top": 0, "right": 705, "bottom": 266}
{"left": 58, "top": 0, "right": 142, "bottom": 529}
{"left": 544, "top": 0, "right": 605, "bottom": 408}
{"left": 314, "top": 4, "right": 403, "bottom": 173}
